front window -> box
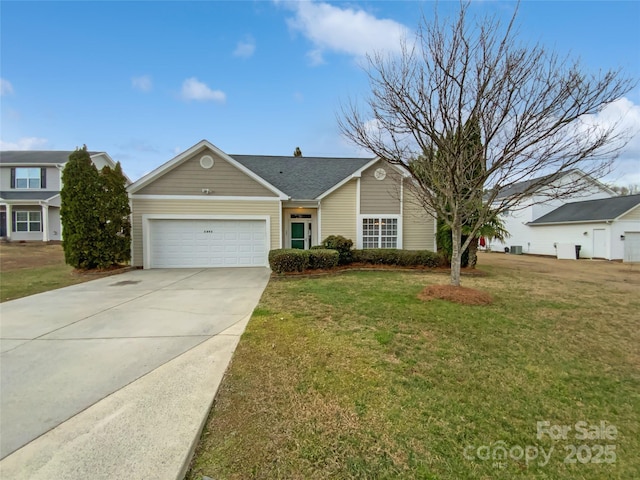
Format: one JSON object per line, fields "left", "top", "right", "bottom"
{"left": 15, "top": 211, "right": 41, "bottom": 232}
{"left": 362, "top": 217, "right": 398, "bottom": 248}
{"left": 15, "top": 168, "right": 41, "bottom": 189}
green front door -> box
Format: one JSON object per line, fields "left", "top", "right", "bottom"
{"left": 291, "top": 222, "right": 305, "bottom": 249}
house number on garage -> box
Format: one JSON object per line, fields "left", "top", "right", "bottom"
{"left": 203, "top": 229, "right": 214, "bottom": 233}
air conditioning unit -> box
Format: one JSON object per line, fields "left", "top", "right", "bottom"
{"left": 510, "top": 245, "right": 523, "bottom": 255}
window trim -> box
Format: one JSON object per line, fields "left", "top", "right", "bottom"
{"left": 11, "top": 167, "right": 46, "bottom": 189}
{"left": 357, "top": 214, "right": 402, "bottom": 249}
{"left": 13, "top": 210, "right": 42, "bottom": 233}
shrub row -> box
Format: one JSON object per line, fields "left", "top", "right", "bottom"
{"left": 269, "top": 246, "right": 444, "bottom": 273}
{"left": 268, "top": 248, "right": 339, "bottom": 273}
{"left": 352, "top": 249, "right": 445, "bottom": 268}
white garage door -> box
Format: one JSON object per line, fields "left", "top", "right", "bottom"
{"left": 149, "top": 219, "right": 267, "bottom": 268}
{"left": 624, "top": 232, "right": 640, "bottom": 263}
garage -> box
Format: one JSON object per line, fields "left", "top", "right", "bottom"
{"left": 624, "top": 232, "right": 640, "bottom": 263}
{"left": 148, "top": 219, "right": 267, "bottom": 268}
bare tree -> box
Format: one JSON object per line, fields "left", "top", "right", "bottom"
{"left": 608, "top": 183, "right": 640, "bottom": 196}
{"left": 339, "top": 2, "right": 634, "bottom": 286}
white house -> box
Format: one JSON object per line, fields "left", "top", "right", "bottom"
{"left": 527, "top": 194, "right": 640, "bottom": 262}
{"left": 488, "top": 170, "right": 640, "bottom": 262}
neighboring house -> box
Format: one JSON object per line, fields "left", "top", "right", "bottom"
{"left": 489, "top": 170, "right": 640, "bottom": 261}
{"left": 528, "top": 194, "right": 640, "bottom": 262}
{"left": 127, "top": 140, "right": 436, "bottom": 269}
{"left": 0, "top": 150, "right": 121, "bottom": 241}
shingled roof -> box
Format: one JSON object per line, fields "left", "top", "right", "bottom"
{"left": 0, "top": 151, "right": 103, "bottom": 164}
{"left": 493, "top": 172, "right": 565, "bottom": 200}
{"left": 231, "top": 155, "right": 373, "bottom": 200}
{"left": 529, "top": 194, "right": 640, "bottom": 225}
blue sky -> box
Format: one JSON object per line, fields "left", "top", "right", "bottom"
{"left": 1, "top": 1, "right": 639, "bottom": 184}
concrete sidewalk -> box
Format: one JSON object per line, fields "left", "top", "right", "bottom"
{"left": 0, "top": 267, "right": 270, "bottom": 479}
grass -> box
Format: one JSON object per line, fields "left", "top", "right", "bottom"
{"left": 0, "top": 242, "right": 107, "bottom": 302}
{"left": 187, "top": 258, "right": 640, "bottom": 479}
{"left": 0, "top": 263, "right": 87, "bottom": 302}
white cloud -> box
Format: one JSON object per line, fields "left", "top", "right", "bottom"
{"left": 282, "top": 1, "right": 409, "bottom": 64}
{"left": 1, "top": 78, "right": 14, "bottom": 96}
{"left": 581, "top": 97, "right": 640, "bottom": 186}
{"left": 180, "top": 77, "right": 226, "bottom": 103}
{"left": 0, "top": 137, "right": 48, "bottom": 150}
{"left": 131, "top": 75, "right": 153, "bottom": 92}
{"left": 233, "top": 35, "right": 256, "bottom": 58}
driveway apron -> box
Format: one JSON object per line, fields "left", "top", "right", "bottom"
{"left": 0, "top": 267, "right": 270, "bottom": 461}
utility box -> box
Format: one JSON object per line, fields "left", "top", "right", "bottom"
{"left": 510, "top": 245, "right": 523, "bottom": 255}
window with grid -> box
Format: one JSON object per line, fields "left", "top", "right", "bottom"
{"left": 15, "top": 211, "right": 41, "bottom": 232}
{"left": 15, "top": 168, "right": 42, "bottom": 189}
{"left": 362, "top": 218, "right": 397, "bottom": 248}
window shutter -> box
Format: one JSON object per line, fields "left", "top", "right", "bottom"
{"left": 10, "top": 168, "right": 16, "bottom": 189}
{"left": 41, "top": 168, "right": 47, "bottom": 189}
{"left": 12, "top": 211, "right": 16, "bottom": 232}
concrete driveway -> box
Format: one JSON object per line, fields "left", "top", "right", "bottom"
{"left": 0, "top": 267, "right": 270, "bottom": 478}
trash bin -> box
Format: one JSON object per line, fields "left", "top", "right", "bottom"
{"left": 575, "top": 245, "right": 581, "bottom": 259}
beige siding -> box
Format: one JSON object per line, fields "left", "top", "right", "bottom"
{"left": 320, "top": 180, "right": 357, "bottom": 242}
{"left": 620, "top": 204, "right": 640, "bottom": 221}
{"left": 403, "top": 188, "right": 436, "bottom": 250}
{"left": 360, "top": 160, "right": 401, "bottom": 214}
{"left": 137, "top": 147, "right": 276, "bottom": 197}
{"left": 131, "top": 198, "right": 280, "bottom": 267}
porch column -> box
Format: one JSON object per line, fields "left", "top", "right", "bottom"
{"left": 5, "top": 203, "right": 11, "bottom": 240}
{"left": 42, "top": 204, "right": 49, "bottom": 242}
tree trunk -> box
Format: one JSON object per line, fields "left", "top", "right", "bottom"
{"left": 468, "top": 237, "right": 478, "bottom": 269}
{"left": 450, "top": 222, "right": 462, "bottom": 286}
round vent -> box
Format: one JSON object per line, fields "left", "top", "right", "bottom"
{"left": 200, "top": 155, "right": 214, "bottom": 169}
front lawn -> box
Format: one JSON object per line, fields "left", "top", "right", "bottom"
{"left": 188, "top": 255, "right": 640, "bottom": 479}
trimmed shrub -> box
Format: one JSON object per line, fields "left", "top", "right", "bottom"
{"left": 352, "top": 249, "right": 444, "bottom": 268}
{"left": 268, "top": 249, "right": 310, "bottom": 273}
{"left": 308, "top": 249, "right": 339, "bottom": 270}
{"left": 321, "top": 235, "right": 354, "bottom": 265}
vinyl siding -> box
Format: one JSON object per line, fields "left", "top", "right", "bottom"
{"left": 137, "top": 148, "right": 276, "bottom": 197}
{"left": 131, "top": 198, "right": 280, "bottom": 267}
{"left": 360, "top": 160, "right": 401, "bottom": 214}
{"left": 619, "top": 204, "right": 640, "bottom": 221}
{"left": 403, "top": 188, "right": 436, "bottom": 250}
{"left": 320, "top": 180, "right": 357, "bottom": 241}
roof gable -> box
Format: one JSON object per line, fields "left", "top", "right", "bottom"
{"left": 494, "top": 169, "right": 614, "bottom": 200}
{"left": 128, "top": 140, "right": 288, "bottom": 198}
{"left": 529, "top": 194, "right": 640, "bottom": 224}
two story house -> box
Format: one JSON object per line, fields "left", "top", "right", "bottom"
{"left": 0, "top": 150, "right": 119, "bottom": 242}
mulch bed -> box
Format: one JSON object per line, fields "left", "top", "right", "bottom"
{"left": 72, "top": 265, "right": 136, "bottom": 277}
{"left": 417, "top": 284, "right": 493, "bottom": 305}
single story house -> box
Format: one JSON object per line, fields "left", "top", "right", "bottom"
{"left": 0, "top": 150, "right": 120, "bottom": 241}
{"left": 127, "top": 140, "right": 436, "bottom": 268}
